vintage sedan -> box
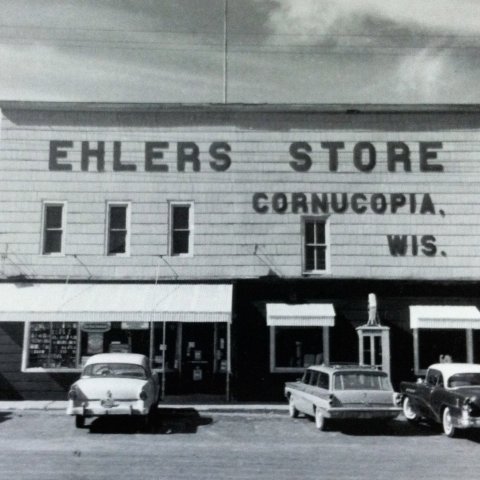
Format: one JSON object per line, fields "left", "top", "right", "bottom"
{"left": 285, "top": 364, "right": 401, "bottom": 431}
{"left": 400, "top": 363, "right": 480, "bottom": 437}
{"left": 66, "top": 353, "right": 160, "bottom": 428}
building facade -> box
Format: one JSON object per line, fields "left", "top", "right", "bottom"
{"left": 1, "top": 102, "right": 480, "bottom": 400}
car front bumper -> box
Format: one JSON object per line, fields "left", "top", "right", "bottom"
{"left": 324, "top": 407, "right": 402, "bottom": 420}
{"left": 452, "top": 415, "right": 480, "bottom": 429}
{"left": 67, "top": 400, "right": 150, "bottom": 417}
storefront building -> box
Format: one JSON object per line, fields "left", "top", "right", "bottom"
{"left": 1, "top": 102, "right": 480, "bottom": 401}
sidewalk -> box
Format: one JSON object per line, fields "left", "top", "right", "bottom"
{"left": 0, "top": 400, "right": 288, "bottom": 414}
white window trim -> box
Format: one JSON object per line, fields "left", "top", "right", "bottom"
{"left": 169, "top": 201, "right": 194, "bottom": 257}
{"left": 301, "top": 215, "right": 330, "bottom": 275}
{"left": 106, "top": 201, "right": 131, "bottom": 256}
{"left": 41, "top": 201, "right": 67, "bottom": 256}
{"left": 21, "top": 321, "right": 82, "bottom": 373}
{"left": 269, "top": 325, "right": 330, "bottom": 373}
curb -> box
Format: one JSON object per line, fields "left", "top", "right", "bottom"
{"left": 0, "top": 401, "right": 288, "bottom": 414}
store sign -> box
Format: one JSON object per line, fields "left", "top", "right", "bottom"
{"left": 121, "top": 321, "right": 149, "bottom": 330}
{"left": 80, "top": 322, "right": 111, "bottom": 333}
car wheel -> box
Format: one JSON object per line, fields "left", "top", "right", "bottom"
{"left": 75, "top": 415, "right": 85, "bottom": 429}
{"left": 403, "top": 397, "right": 419, "bottom": 423}
{"left": 442, "top": 407, "right": 457, "bottom": 438}
{"left": 315, "top": 409, "right": 328, "bottom": 431}
{"left": 288, "top": 397, "right": 299, "bottom": 418}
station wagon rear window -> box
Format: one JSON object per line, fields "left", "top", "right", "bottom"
{"left": 333, "top": 372, "right": 391, "bottom": 390}
{"left": 83, "top": 363, "right": 147, "bottom": 379}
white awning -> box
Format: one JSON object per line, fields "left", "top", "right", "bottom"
{"left": 410, "top": 305, "right": 480, "bottom": 329}
{"left": 0, "top": 283, "right": 232, "bottom": 323}
{"left": 266, "top": 303, "right": 335, "bottom": 327}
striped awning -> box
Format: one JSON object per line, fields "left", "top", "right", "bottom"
{"left": 410, "top": 305, "right": 480, "bottom": 329}
{"left": 0, "top": 283, "right": 232, "bottom": 323}
{"left": 266, "top": 303, "right": 335, "bottom": 327}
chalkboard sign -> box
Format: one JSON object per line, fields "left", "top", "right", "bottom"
{"left": 28, "top": 322, "right": 79, "bottom": 368}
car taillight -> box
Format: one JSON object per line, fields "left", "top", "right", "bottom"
{"left": 329, "top": 394, "right": 340, "bottom": 407}
{"left": 139, "top": 390, "right": 147, "bottom": 401}
{"left": 68, "top": 387, "right": 78, "bottom": 400}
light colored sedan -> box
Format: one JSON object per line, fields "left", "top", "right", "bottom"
{"left": 285, "top": 364, "right": 402, "bottom": 431}
{"left": 67, "top": 353, "right": 160, "bottom": 428}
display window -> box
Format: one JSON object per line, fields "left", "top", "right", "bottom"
{"left": 270, "top": 326, "right": 326, "bottom": 373}
{"left": 417, "top": 328, "right": 467, "bottom": 371}
{"left": 23, "top": 321, "right": 150, "bottom": 372}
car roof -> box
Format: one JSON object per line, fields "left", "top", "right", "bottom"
{"left": 428, "top": 363, "right": 480, "bottom": 380}
{"left": 84, "top": 353, "right": 148, "bottom": 367}
{"left": 307, "top": 364, "right": 386, "bottom": 375}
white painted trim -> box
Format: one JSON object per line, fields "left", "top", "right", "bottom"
{"left": 168, "top": 201, "right": 194, "bottom": 257}
{"left": 301, "top": 215, "right": 330, "bottom": 275}
{"left": 40, "top": 201, "right": 67, "bottom": 256}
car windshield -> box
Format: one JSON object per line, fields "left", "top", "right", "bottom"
{"left": 448, "top": 373, "right": 480, "bottom": 388}
{"left": 333, "top": 372, "right": 391, "bottom": 390}
{"left": 82, "top": 363, "right": 147, "bottom": 379}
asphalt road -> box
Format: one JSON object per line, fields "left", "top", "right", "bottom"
{"left": 0, "top": 408, "right": 479, "bottom": 480}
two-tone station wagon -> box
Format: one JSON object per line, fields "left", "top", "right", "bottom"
{"left": 285, "top": 364, "right": 402, "bottom": 431}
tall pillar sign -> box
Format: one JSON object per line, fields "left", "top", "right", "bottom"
{"left": 356, "top": 293, "right": 391, "bottom": 375}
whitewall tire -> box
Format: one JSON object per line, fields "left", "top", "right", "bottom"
{"left": 288, "top": 397, "right": 299, "bottom": 418}
{"left": 403, "top": 397, "right": 419, "bottom": 423}
{"left": 315, "top": 409, "right": 328, "bottom": 431}
{"left": 442, "top": 407, "right": 457, "bottom": 438}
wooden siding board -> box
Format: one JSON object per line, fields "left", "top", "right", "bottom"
{"left": 2, "top": 107, "right": 480, "bottom": 280}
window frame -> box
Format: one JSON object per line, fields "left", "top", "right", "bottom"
{"left": 169, "top": 201, "right": 194, "bottom": 257}
{"left": 269, "top": 325, "right": 330, "bottom": 373}
{"left": 41, "top": 201, "right": 67, "bottom": 256}
{"left": 106, "top": 201, "right": 131, "bottom": 256}
{"left": 301, "top": 215, "right": 330, "bottom": 274}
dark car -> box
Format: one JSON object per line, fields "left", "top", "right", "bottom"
{"left": 400, "top": 363, "right": 480, "bottom": 437}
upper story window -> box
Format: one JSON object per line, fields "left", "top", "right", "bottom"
{"left": 107, "top": 202, "right": 130, "bottom": 255}
{"left": 170, "top": 202, "right": 193, "bottom": 256}
{"left": 42, "top": 202, "right": 66, "bottom": 255}
{"left": 302, "top": 216, "right": 329, "bottom": 273}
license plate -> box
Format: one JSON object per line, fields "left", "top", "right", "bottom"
{"left": 101, "top": 399, "right": 117, "bottom": 408}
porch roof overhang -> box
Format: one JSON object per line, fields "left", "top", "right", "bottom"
{"left": 0, "top": 283, "right": 232, "bottom": 323}
{"left": 266, "top": 303, "right": 335, "bottom": 327}
{"left": 409, "top": 305, "right": 480, "bottom": 329}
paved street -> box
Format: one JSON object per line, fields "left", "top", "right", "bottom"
{"left": 0, "top": 408, "right": 479, "bottom": 480}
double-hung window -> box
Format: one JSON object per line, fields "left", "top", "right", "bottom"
{"left": 42, "top": 202, "right": 66, "bottom": 255}
{"left": 170, "top": 202, "right": 193, "bottom": 256}
{"left": 107, "top": 202, "right": 130, "bottom": 255}
{"left": 302, "top": 216, "right": 329, "bottom": 273}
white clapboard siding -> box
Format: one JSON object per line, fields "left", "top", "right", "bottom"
{"left": 2, "top": 105, "right": 480, "bottom": 281}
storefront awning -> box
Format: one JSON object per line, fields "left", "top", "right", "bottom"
{"left": 0, "top": 283, "right": 232, "bottom": 323}
{"left": 410, "top": 305, "right": 480, "bottom": 329}
{"left": 266, "top": 303, "right": 335, "bottom": 327}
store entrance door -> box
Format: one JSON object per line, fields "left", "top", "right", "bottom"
{"left": 179, "top": 323, "right": 228, "bottom": 394}
{"left": 153, "top": 322, "right": 229, "bottom": 397}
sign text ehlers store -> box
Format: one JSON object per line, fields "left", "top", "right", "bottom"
{"left": 49, "top": 140, "right": 446, "bottom": 258}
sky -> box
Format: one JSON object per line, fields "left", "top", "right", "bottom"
{"left": 0, "top": 0, "right": 480, "bottom": 104}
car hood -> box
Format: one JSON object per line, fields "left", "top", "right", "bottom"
{"left": 333, "top": 390, "right": 395, "bottom": 407}
{"left": 452, "top": 387, "right": 480, "bottom": 402}
{"left": 72, "top": 377, "right": 148, "bottom": 400}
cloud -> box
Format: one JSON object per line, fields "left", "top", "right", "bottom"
{"left": 265, "top": 0, "right": 480, "bottom": 44}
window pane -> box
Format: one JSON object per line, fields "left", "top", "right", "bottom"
{"left": 172, "top": 231, "right": 189, "bottom": 255}
{"left": 274, "top": 327, "right": 323, "bottom": 368}
{"left": 316, "top": 222, "right": 325, "bottom": 243}
{"left": 44, "top": 231, "right": 62, "bottom": 254}
{"left": 305, "top": 246, "right": 315, "bottom": 271}
{"left": 363, "top": 336, "right": 371, "bottom": 365}
{"left": 173, "top": 206, "right": 190, "bottom": 230}
{"left": 374, "top": 336, "right": 383, "bottom": 366}
{"left": 108, "top": 231, "right": 126, "bottom": 254}
{"left": 305, "top": 221, "right": 314, "bottom": 244}
{"left": 314, "top": 246, "right": 326, "bottom": 270}
{"left": 110, "top": 206, "right": 126, "bottom": 229}
{"left": 418, "top": 329, "right": 466, "bottom": 370}
{"left": 46, "top": 206, "right": 62, "bottom": 228}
